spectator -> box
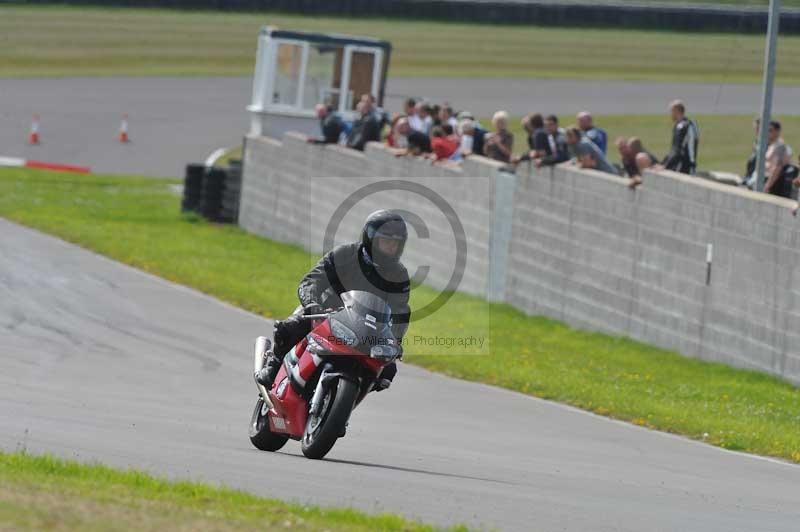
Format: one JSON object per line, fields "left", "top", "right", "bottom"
{"left": 661, "top": 100, "right": 699, "bottom": 175}
{"left": 534, "top": 115, "right": 569, "bottom": 167}
{"left": 443, "top": 124, "right": 462, "bottom": 160}
{"left": 458, "top": 118, "right": 486, "bottom": 157}
{"left": 577, "top": 111, "right": 608, "bottom": 154}
{"left": 512, "top": 113, "right": 548, "bottom": 164}
{"left": 430, "top": 104, "right": 442, "bottom": 127}
{"left": 565, "top": 126, "right": 618, "bottom": 175}
{"left": 442, "top": 123, "right": 459, "bottom": 144}
{"left": 307, "top": 103, "right": 344, "bottom": 144}
{"left": 763, "top": 121, "right": 796, "bottom": 198}
{"left": 616, "top": 136, "right": 636, "bottom": 179}
{"left": 386, "top": 113, "right": 407, "bottom": 149}
{"left": 626, "top": 137, "right": 658, "bottom": 187}
{"left": 346, "top": 95, "right": 382, "bottom": 151}
{"left": 439, "top": 105, "right": 458, "bottom": 131}
{"left": 456, "top": 110, "right": 475, "bottom": 122}
{"left": 409, "top": 101, "right": 433, "bottom": 134}
{"left": 429, "top": 125, "right": 459, "bottom": 161}
{"left": 483, "top": 110, "right": 514, "bottom": 163}
{"left": 794, "top": 151, "right": 800, "bottom": 213}
{"left": 744, "top": 118, "right": 760, "bottom": 184}
{"left": 404, "top": 98, "right": 416, "bottom": 118}
{"left": 392, "top": 117, "right": 432, "bottom": 156}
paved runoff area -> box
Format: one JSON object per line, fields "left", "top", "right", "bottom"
{"left": 1, "top": 218, "right": 799, "bottom": 531}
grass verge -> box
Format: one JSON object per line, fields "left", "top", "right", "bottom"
{"left": 0, "top": 451, "right": 456, "bottom": 531}
{"left": 0, "top": 168, "right": 798, "bottom": 463}
{"left": 2, "top": 5, "right": 800, "bottom": 83}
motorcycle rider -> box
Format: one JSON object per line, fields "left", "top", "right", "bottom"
{"left": 257, "top": 210, "right": 411, "bottom": 392}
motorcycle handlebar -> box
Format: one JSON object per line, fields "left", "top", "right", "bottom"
{"left": 298, "top": 307, "right": 344, "bottom": 321}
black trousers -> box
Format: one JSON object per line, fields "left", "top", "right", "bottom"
{"left": 272, "top": 311, "right": 312, "bottom": 359}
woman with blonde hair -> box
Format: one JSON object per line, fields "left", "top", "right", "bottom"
{"left": 483, "top": 110, "right": 514, "bottom": 163}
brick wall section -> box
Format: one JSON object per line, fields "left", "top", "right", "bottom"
{"left": 241, "top": 132, "right": 800, "bottom": 384}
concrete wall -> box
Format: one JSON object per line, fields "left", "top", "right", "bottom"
{"left": 508, "top": 163, "right": 800, "bottom": 383}
{"left": 240, "top": 132, "right": 800, "bottom": 384}
{"left": 240, "top": 132, "right": 502, "bottom": 297}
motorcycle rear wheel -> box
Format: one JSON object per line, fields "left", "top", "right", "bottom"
{"left": 301, "top": 377, "right": 358, "bottom": 460}
{"left": 249, "top": 397, "right": 289, "bottom": 452}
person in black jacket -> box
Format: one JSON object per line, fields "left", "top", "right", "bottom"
{"left": 661, "top": 100, "right": 699, "bottom": 175}
{"left": 346, "top": 94, "right": 383, "bottom": 151}
{"left": 256, "top": 210, "right": 411, "bottom": 392}
{"left": 512, "top": 113, "right": 549, "bottom": 164}
{"left": 533, "top": 115, "right": 569, "bottom": 167}
{"left": 307, "top": 104, "right": 344, "bottom": 144}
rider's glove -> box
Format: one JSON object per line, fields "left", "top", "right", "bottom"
{"left": 303, "top": 303, "right": 324, "bottom": 315}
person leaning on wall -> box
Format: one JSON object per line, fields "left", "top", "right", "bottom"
{"left": 483, "top": 110, "right": 514, "bottom": 163}
{"left": 306, "top": 103, "right": 344, "bottom": 145}
{"left": 761, "top": 121, "right": 798, "bottom": 199}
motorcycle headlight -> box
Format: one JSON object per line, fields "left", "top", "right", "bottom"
{"left": 330, "top": 318, "right": 358, "bottom": 346}
{"left": 370, "top": 344, "right": 398, "bottom": 360}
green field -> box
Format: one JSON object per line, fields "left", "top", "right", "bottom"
{"left": 3, "top": 5, "right": 800, "bottom": 83}
{"left": 1, "top": 167, "right": 798, "bottom": 464}
{"left": 0, "top": 451, "right": 454, "bottom": 532}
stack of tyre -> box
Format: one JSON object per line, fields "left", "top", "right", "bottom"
{"left": 220, "top": 159, "right": 242, "bottom": 223}
{"left": 181, "top": 161, "right": 242, "bottom": 224}
{"left": 181, "top": 164, "right": 205, "bottom": 213}
{"left": 199, "top": 167, "right": 226, "bottom": 222}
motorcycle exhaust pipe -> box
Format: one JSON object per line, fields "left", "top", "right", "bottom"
{"left": 253, "top": 336, "right": 273, "bottom": 409}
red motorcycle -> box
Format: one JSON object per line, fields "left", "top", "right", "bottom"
{"left": 249, "top": 291, "right": 401, "bottom": 459}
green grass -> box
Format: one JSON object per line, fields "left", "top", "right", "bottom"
{"left": 496, "top": 114, "right": 800, "bottom": 174}
{"left": 0, "top": 451, "right": 456, "bottom": 532}
{"left": 3, "top": 5, "right": 800, "bottom": 83}
{"left": 0, "top": 168, "right": 799, "bottom": 464}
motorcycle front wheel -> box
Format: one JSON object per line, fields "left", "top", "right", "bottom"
{"left": 249, "top": 397, "right": 289, "bottom": 452}
{"left": 301, "top": 377, "right": 358, "bottom": 460}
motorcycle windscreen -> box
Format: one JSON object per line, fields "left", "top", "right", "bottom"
{"left": 331, "top": 290, "right": 395, "bottom": 354}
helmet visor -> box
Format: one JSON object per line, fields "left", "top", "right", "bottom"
{"left": 374, "top": 236, "right": 403, "bottom": 259}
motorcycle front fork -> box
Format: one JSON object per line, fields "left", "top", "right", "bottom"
{"left": 308, "top": 363, "right": 335, "bottom": 417}
{"left": 253, "top": 336, "right": 273, "bottom": 408}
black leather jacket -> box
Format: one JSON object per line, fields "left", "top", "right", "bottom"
{"left": 346, "top": 112, "right": 382, "bottom": 151}
{"left": 663, "top": 117, "right": 699, "bottom": 175}
{"left": 297, "top": 242, "right": 411, "bottom": 340}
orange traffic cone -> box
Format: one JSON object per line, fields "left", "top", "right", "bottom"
{"left": 118, "top": 114, "right": 130, "bottom": 143}
{"left": 28, "top": 115, "right": 40, "bottom": 145}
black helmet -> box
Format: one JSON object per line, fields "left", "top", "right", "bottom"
{"left": 361, "top": 210, "right": 407, "bottom": 267}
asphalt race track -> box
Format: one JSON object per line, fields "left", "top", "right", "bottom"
{"left": 3, "top": 76, "right": 800, "bottom": 177}
{"left": 2, "top": 218, "right": 800, "bottom": 531}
